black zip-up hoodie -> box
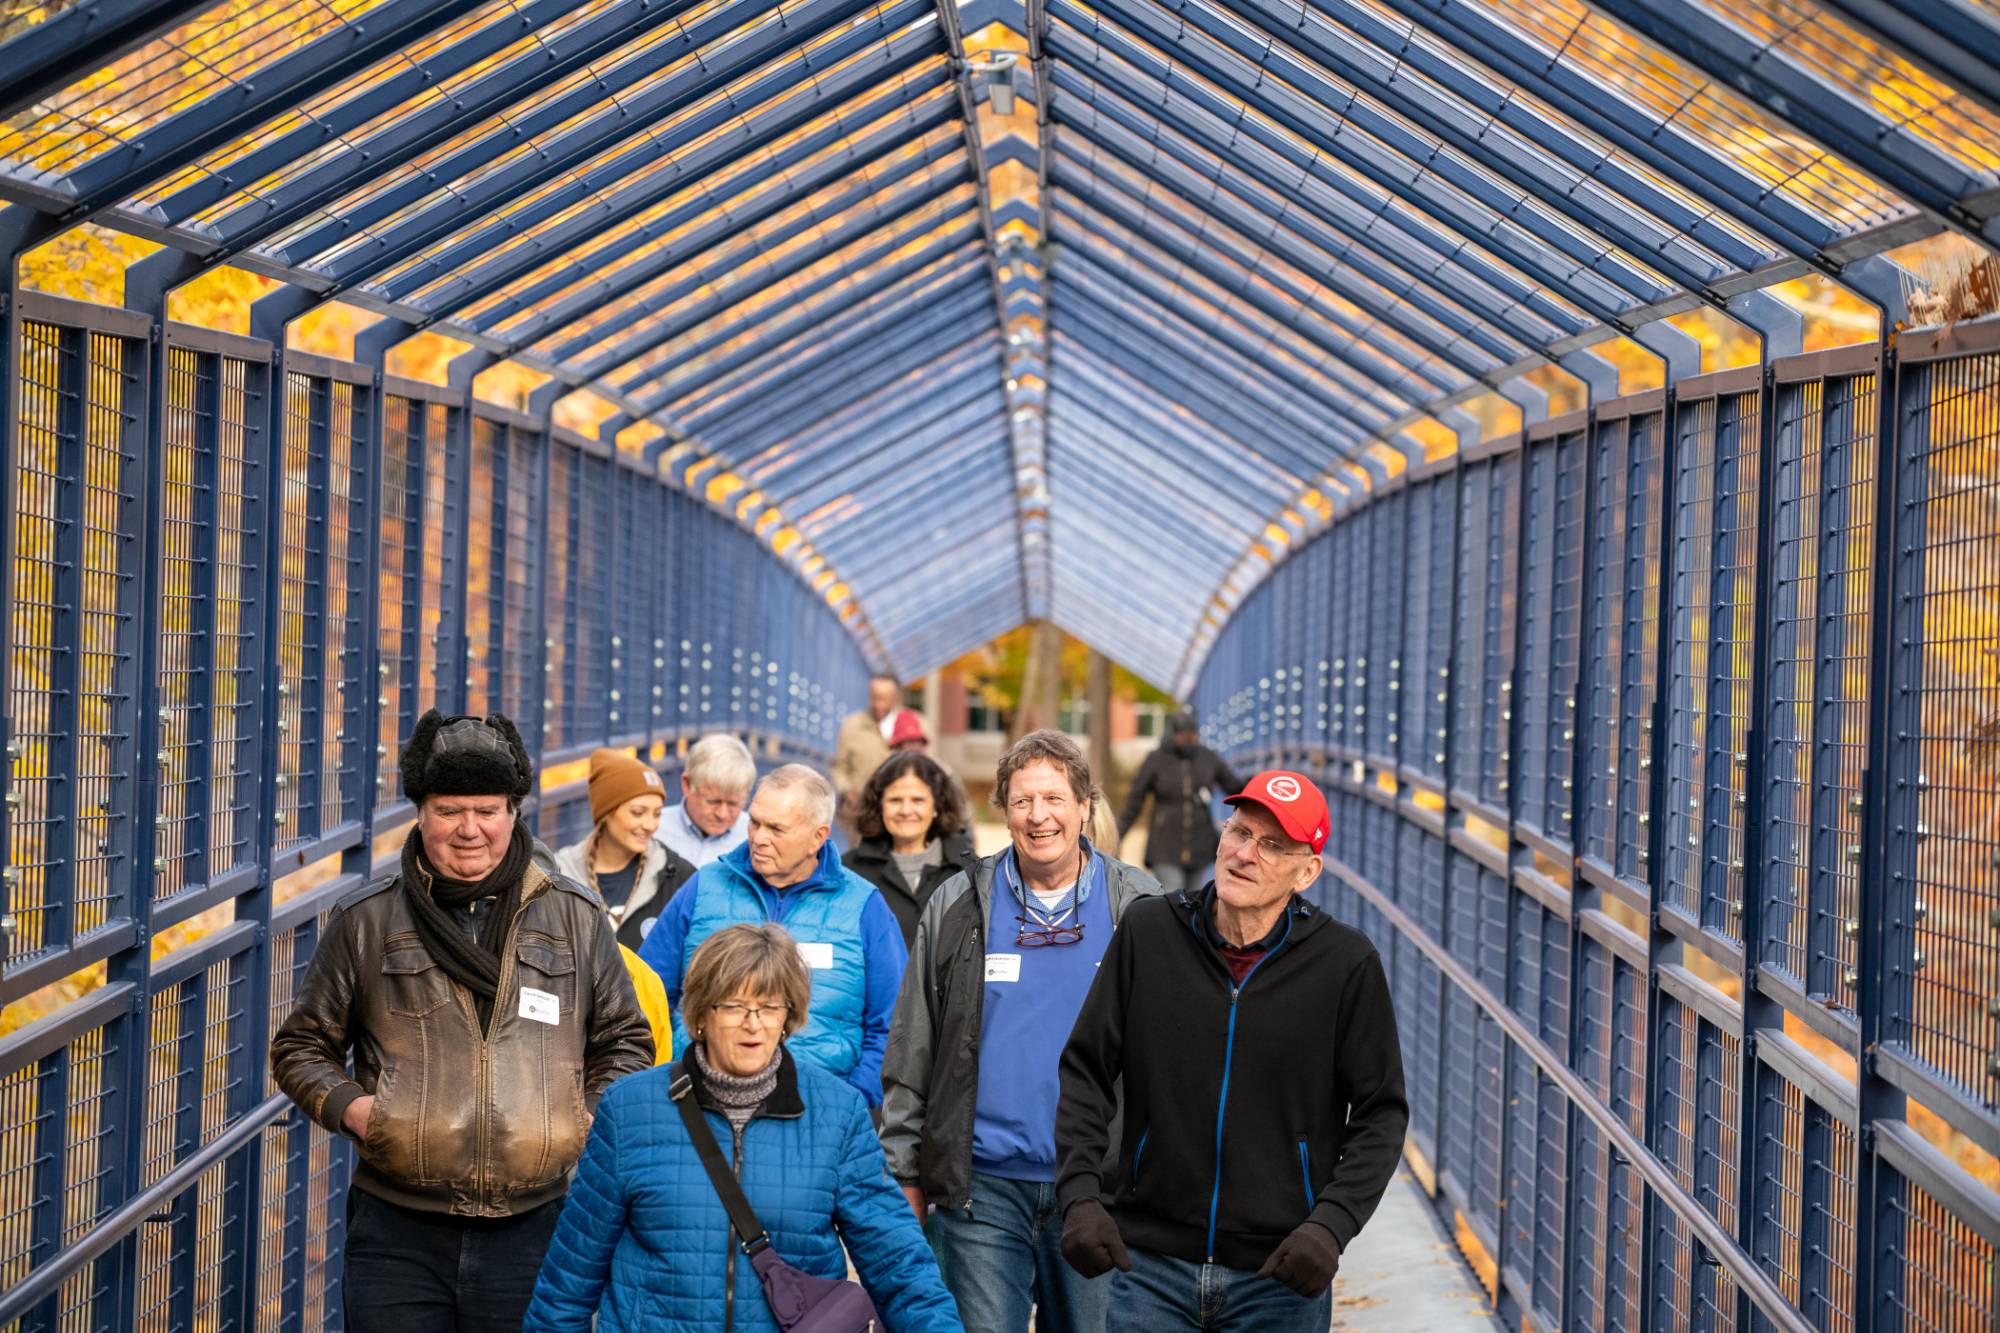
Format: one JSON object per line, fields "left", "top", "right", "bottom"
{"left": 1054, "top": 887, "right": 1407, "bottom": 1270}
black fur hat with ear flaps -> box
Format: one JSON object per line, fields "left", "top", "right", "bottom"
{"left": 399, "top": 709, "right": 535, "bottom": 806}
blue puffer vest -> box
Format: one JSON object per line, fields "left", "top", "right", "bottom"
{"left": 671, "top": 843, "right": 873, "bottom": 1077}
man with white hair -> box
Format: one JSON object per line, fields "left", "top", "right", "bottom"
{"left": 657, "top": 732, "right": 756, "bottom": 866}
{"left": 638, "top": 763, "right": 908, "bottom": 1106}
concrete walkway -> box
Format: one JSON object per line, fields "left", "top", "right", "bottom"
{"left": 1328, "top": 1167, "right": 1501, "bottom": 1330}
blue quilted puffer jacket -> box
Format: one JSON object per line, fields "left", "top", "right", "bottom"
{"left": 523, "top": 1050, "right": 962, "bottom": 1333}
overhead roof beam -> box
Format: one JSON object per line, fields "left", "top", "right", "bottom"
{"left": 30, "top": 0, "right": 493, "bottom": 217}
{"left": 274, "top": 0, "right": 900, "bottom": 272}
{"left": 1044, "top": 8, "right": 1634, "bottom": 328}
{"left": 777, "top": 385, "right": 1005, "bottom": 511}
{"left": 391, "top": 73, "right": 955, "bottom": 308}
{"left": 1052, "top": 266, "right": 1366, "bottom": 460}
{"left": 566, "top": 171, "right": 973, "bottom": 375}
{"left": 1053, "top": 220, "right": 1406, "bottom": 427}
{"left": 1816, "top": 0, "right": 2000, "bottom": 122}
{"left": 1049, "top": 60, "right": 1559, "bottom": 351}
{"left": 666, "top": 254, "right": 991, "bottom": 422}
{"left": 655, "top": 232, "right": 987, "bottom": 413}
{"left": 1045, "top": 396, "right": 1284, "bottom": 533}
{"left": 1057, "top": 94, "right": 1521, "bottom": 369}
{"left": 0, "top": 0, "right": 221, "bottom": 121}
{"left": 1203, "top": 0, "right": 1748, "bottom": 293}
{"left": 1583, "top": 0, "right": 1995, "bottom": 243}
{"left": 1050, "top": 328, "right": 1328, "bottom": 486}
{"left": 743, "top": 345, "right": 1001, "bottom": 480}
{"left": 679, "top": 323, "right": 999, "bottom": 460}
{"left": 1053, "top": 153, "right": 1477, "bottom": 393}
{"left": 1064, "top": 0, "right": 1673, "bottom": 310}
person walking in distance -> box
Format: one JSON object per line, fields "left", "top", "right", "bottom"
{"left": 1116, "top": 712, "right": 1241, "bottom": 895}
{"left": 271, "top": 710, "right": 652, "bottom": 1332}
{"left": 1056, "top": 770, "right": 1407, "bottom": 1332}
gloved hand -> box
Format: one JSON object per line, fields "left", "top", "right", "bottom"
{"left": 1059, "top": 1199, "right": 1132, "bottom": 1278}
{"left": 1255, "top": 1221, "right": 1342, "bottom": 1296}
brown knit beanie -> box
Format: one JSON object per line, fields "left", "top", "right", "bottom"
{"left": 589, "top": 748, "right": 666, "bottom": 825}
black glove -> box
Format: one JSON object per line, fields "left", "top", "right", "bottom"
{"left": 1255, "top": 1221, "right": 1342, "bottom": 1296}
{"left": 1059, "top": 1199, "right": 1132, "bottom": 1278}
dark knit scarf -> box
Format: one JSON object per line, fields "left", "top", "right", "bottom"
{"left": 691, "top": 1041, "right": 780, "bottom": 1133}
{"left": 401, "top": 822, "right": 533, "bottom": 1033}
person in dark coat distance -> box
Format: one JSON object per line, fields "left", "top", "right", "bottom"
{"left": 1115, "top": 712, "right": 1241, "bottom": 895}
{"left": 1056, "top": 770, "right": 1407, "bottom": 1333}
{"left": 522, "top": 923, "right": 962, "bottom": 1333}
{"left": 843, "top": 751, "right": 979, "bottom": 950}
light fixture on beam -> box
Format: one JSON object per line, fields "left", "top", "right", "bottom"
{"left": 967, "top": 51, "right": 1019, "bottom": 117}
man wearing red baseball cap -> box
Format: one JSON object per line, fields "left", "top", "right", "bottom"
{"left": 1051, "top": 770, "right": 1407, "bottom": 1332}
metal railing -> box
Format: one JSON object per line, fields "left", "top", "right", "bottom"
{"left": 1194, "top": 324, "right": 2000, "bottom": 1332}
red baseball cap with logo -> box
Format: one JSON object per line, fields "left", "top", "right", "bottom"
{"left": 1224, "top": 770, "right": 1330, "bottom": 854}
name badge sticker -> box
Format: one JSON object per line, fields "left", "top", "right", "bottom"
{"left": 519, "top": 986, "right": 561, "bottom": 1025}
{"left": 797, "top": 941, "right": 836, "bottom": 970}
{"left": 985, "top": 953, "right": 1022, "bottom": 983}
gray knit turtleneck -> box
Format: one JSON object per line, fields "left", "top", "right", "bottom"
{"left": 691, "top": 1042, "right": 779, "bottom": 1133}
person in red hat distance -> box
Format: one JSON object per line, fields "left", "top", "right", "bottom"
{"left": 1052, "top": 770, "right": 1407, "bottom": 1332}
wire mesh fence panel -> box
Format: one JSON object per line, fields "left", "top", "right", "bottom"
{"left": 1650, "top": 987, "right": 1744, "bottom": 1332}
{"left": 1884, "top": 344, "right": 2000, "bottom": 1124}
{"left": 1763, "top": 370, "right": 1876, "bottom": 1019}
{"left": 5, "top": 308, "right": 146, "bottom": 989}
{"left": 154, "top": 338, "right": 267, "bottom": 915}
{"left": 374, "top": 392, "right": 458, "bottom": 810}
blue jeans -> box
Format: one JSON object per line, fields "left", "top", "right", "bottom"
{"left": 1148, "top": 863, "right": 1210, "bottom": 895}
{"left": 1105, "top": 1246, "right": 1331, "bottom": 1332}
{"left": 933, "top": 1172, "right": 1109, "bottom": 1333}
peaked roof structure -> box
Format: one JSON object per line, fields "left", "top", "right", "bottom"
{"left": 4, "top": 0, "right": 1994, "bottom": 686}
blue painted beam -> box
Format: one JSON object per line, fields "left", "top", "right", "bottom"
{"left": 1053, "top": 151, "right": 1475, "bottom": 395}
{"left": 1050, "top": 272, "right": 1363, "bottom": 463}
{"left": 273, "top": 0, "right": 904, "bottom": 270}
{"left": 677, "top": 326, "right": 1000, "bottom": 461}
{"left": 0, "top": 0, "right": 218, "bottom": 121}
{"left": 649, "top": 232, "right": 986, "bottom": 413}
{"left": 1053, "top": 220, "right": 1405, "bottom": 428}
{"left": 56, "top": 0, "right": 497, "bottom": 217}
{"left": 1368, "top": 0, "right": 1842, "bottom": 260}
{"left": 564, "top": 173, "right": 975, "bottom": 377}
{"left": 1054, "top": 88, "right": 1523, "bottom": 370}
{"left": 1043, "top": 7, "right": 1634, "bottom": 329}
{"left": 1053, "top": 0, "right": 1669, "bottom": 313}
{"left": 670, "top": 278, "right": 994, "bottom": 437}
{"left": 774, "top": 390, "right": 1005, "bottom": 510}
{"left": 1584, "top": 0, "right": 1990, "bottom": 240}
{"left": 383, "top": 75, "right": 957, "bottom": 307}
{"left": 1816, "top": 0, "right": 2000, "bottom": 120}
{"left": 735, "top": 358, "right": 1001, "bottom": 486}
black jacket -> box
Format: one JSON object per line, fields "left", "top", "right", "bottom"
{"left": 1117, "top": 745, "right": 1242, "bottom": 869}
{"left": 842, "top": 830, "right": 979, "bottom": 949}
{"left": 1055, "top": 888, "right": 1407, "bottom": 1270}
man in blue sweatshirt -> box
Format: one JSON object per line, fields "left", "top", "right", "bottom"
{"left": 638, "top": 763, "right": 906, "bottom": 1106}
{"left": 881, "top": 730, "right": 1164, "bottom": 1333}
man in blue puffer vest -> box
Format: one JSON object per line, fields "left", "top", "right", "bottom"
{"left": 640, "top": 763, "right": 907, "bottom": 1106}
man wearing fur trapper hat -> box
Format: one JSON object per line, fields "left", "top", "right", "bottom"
{"left": 272, "top": 710, "right": 652, "bottom": 1332}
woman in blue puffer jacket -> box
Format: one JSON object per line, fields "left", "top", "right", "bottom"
{"left": 524, "top": 923, "right": 961, "bottom": 1332}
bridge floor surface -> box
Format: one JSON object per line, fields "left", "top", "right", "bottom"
{"left": 1326, "top": 1168, "right": 1501, "bottom": 1330}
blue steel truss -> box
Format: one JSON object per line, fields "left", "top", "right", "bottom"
{"left": 2, "top": 0, "right": 2000, "bottom": 1327}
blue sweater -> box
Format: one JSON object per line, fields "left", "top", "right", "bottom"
{"left": 972, "top": 849, "right": 1115, "bottom": 1180}
{"left": 524, "top": 1055, "right": 961, "bottom": 1332}
{"left": 638, "top": 842, "right": 907, "bottom": 1106}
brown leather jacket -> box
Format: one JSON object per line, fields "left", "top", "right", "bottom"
{"left": 270, "top": 861, "right": 653, "bottom": 1217}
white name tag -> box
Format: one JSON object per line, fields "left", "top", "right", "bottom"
{"left": 985, "top": 953, "right": 1022, "bottom": 983}
{"left": 797, "top": 941, "right": 835, "bottom": 970}
{"left": 519, "top": 986, "right": 561, "bottom": 1025}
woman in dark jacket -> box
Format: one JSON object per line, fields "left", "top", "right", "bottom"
{"left": 843, "top": 752, "right": 977, "bottom": 948}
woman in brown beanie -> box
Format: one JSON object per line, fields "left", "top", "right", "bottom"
{"left": 555, "top": 748, "right": 698, "bottom": 950}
